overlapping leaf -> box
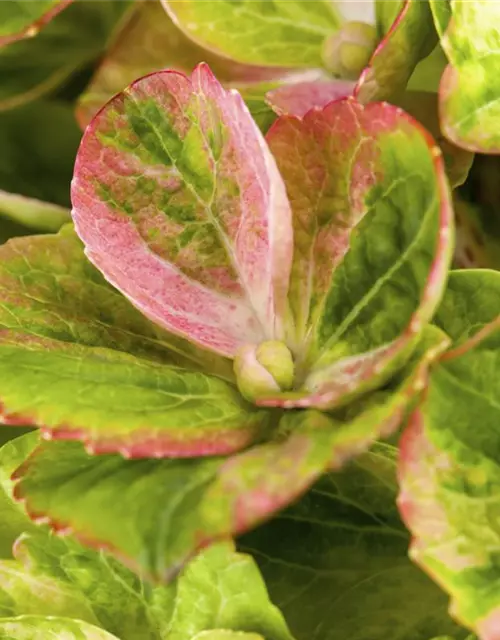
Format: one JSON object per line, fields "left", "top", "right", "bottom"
{"left": 0, "top": 331, "right": 268, "bottom": 457}
{"left": 9, "top": 325, "right": 447, "bottom": 579}
{"left": 0, "top": 228, "right": 270, "bottom": 456}
{"left": 0, "top": 226, "right": 233, "bottom": 377}
{"left": 0, "top": 433, "right": 295, "bottom": 639}
{"left": 162, "top": 0, "right": 341, "bottom": 68}
{"left": 0, "top": 192, "right": 69, "bottom": 232}
{"left": 0, "top": 0, "right": 72, "bottom": 48}
{"left": 260, "top": 97, "right": 453, "bottom": 409}
{"left": 398, "top": 270, "right": 500, "bottom": 637}
{"left": 432, "top": 0, "right": 500, "bottom": 152}
{"left": 72, "top": 63, "right": 293, "bottom": 358}
{"left": 239, "top": 443, "right": 468, "bottom": 640}
{"left": 356, "top": 0, "right": 438, "bottom": 102}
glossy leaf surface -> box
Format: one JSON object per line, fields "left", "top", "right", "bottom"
{"left": 162, "top": 0, "right": 341, "bottom": 68}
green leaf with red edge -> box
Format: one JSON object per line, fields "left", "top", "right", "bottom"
{"left": 265, "top": 85, "right": 472, "bottom": 188}
{"left": 72, "top": 64, "right": 293, "bottom": 359}
{"left": 0, "top": 226, "right": 233, "bottom": 380}
{"left": 0, "top": 0, "right": 72, "bottom": 48}
{"left": 76, "top": 0, "right": 293, "bottom": 130}
{"left": 398, "top": 269, "right": 500, "bottom": 638}
{"left": 432, "top": 0, "right": 500, "bottom": 153}
{"left": 0, "top": 329, "right": 268, "bottom": 458}
{"left": 395, "top": 92, "right": 473, "bottom": 188}
{"left": 0, "top": 1, "right": 128, "bottom": 112}
{"left": 9, "top": 324, "right": 446, "bottom": 580}
{"left": 0, "top": 432, "right": 294, "bottom": 640}
{"left": 0, "top": 617, "right": 120, "bottom": 639}
{"left": 0, "top": 432, "right": 38, "bottom": 559}
{"left": 259, "top": 96, "right": 453, "bottom": 410}
{"left": 162, "top": 0, "right": 341, "bottom": 68}
{"left": 355, "top": 0, "right": 438, "bottom": 103}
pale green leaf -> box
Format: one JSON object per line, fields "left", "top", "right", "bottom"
{"left": 163, "top": 0, "right": 341, "bottom": 67}
{"left": 0, "top": 616, "right": 120, "bottom": 639}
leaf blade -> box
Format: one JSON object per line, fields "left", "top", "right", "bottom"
{"left": 72, "top": 64, "right": 293, "bottom": 357}
{"left": 398, "top": 270, "right": 500, "bottom": 636}
{"left": 263, "top": 97, "right": 453, "bottom": 409}
{"left": 433, "top": 0, "right": 500, "bottom": 152}
{"left": 0, "top": 330, "right": 267, "bottom": 457}
{"left": 162, "top": 0, "right": 341, "bottom": 68}
{"left": 356, "top": 0, "right": 437, "bottom": 103}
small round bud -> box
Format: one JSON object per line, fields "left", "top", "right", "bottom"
{"left": 322, "top": 21, "right": 378, "bottom": 80}
{"left": 234, "top": 341, "right": 295, "bottom": 403}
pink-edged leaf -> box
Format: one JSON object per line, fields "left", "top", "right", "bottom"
{"left": 208, "top": 325, "right": 451, "bottom": 537}
{"left": 398, "top": 270, "right": 500, "bottom": 638}
{"left": 260, "top": 97, "right": 453, "bottom": 409}
{"left": 355, "top": 0, "right": 437, "bottom": 103}
{"left": 265, "top": 80, "right": 355, "bottom": 118}
{"left": 0, "top": 329, "right": 268, "bottom": 458}
{"left": 398, "top": 407, "right": 500, "bottom": 639}
{"left": 9, "top": 325, "right": 448, "bottom": 580}
{"left": 72, "top": 63, "right": 293, "bottom": 359}
{"left": 0, "top": 0, "right": 72, "bottom": 48}
{"left": 433, "top": 0, "right": 500, "bottom": 153}
{"left": 396, "top": 91, "right": 473, "bottom": 188}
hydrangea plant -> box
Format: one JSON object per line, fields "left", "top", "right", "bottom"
{"left": 0, "top": 1, "right": 500, "bottom": 640}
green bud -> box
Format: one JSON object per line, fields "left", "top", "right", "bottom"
{"left": 234, "top": 341, "right": 295, "bottom": 403}
{"left": 322, "top": 21, "right": 378, "bottom": 80}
